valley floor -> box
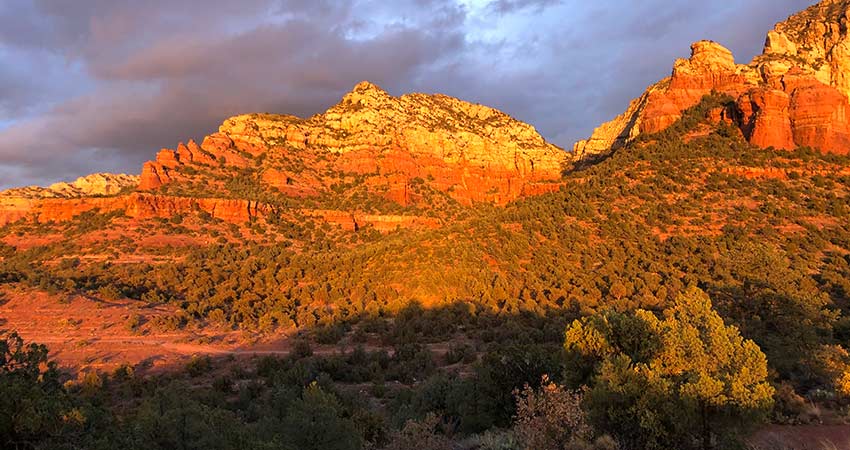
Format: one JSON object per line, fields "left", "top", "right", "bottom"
{"left": 3, "top": 285, "right": 849, "bottom": 450}
{"left": 0, "top": 284, "right": 463, "bottom": 374}
{"left": 0, "top": 285, "right": 300, "bottom": 373}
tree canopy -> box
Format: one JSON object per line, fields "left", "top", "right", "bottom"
{"left": 565, "top": 287, "right": 774, "bottom": 450}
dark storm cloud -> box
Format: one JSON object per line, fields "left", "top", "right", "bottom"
{"left": 0, "top": 0, "right": 818, "bottom": 188}
{"left": 0, "top": 69, "right": 30, "bottom": 117}
{"left": 486, "top": 0, "right": 562, "bottom": 15}
{"left": 0, "top": 0, "right": 468, "bottom": 187}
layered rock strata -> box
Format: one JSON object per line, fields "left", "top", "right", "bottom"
{"left": 575, "top": 0, "right": 850, "bottom": 157}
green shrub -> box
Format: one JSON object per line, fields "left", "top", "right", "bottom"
{"left": 185, "top": 355, "right": 213, "bottom": 377}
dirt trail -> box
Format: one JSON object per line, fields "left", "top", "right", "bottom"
{"left": 160, "top": 343, "right": 292, "bottom": 356}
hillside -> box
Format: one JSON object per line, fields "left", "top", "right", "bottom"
{"left": 4, "top": 92, "right": 850, "bottom": 390}
{"left": 1, "top": 1, "right": 850, "bottom": 450}
{"left": 4, "top": 90, "right": 850, "bottom": 449}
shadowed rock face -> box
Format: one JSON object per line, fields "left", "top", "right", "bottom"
{"left": 574, "top": 0, "right": 850, "bottom": 158}
{"left": 140, "top": 81, "right": 568, "bottom": 206}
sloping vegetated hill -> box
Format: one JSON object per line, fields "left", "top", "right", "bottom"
{"left": 2, "top": 93, "right": 850, "bottom": 448}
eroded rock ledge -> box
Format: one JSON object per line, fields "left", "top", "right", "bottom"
{"left": 575, "top": 0, "right": 850, "bottom": 158}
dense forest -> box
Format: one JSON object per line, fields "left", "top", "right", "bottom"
{"left": 1, "top": 96, "right": 849, "bottom": 449}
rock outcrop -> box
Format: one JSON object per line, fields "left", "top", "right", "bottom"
{"left": 1, "top": 174, "right": 139, "bottom": 199}
{"left": 1, "top": 83, "right": 569, "bottom": 229}
{"left": 141, "top": 81, "right": 567, "bottom": 206}
{"left": 0, "top": 192, "right": 444, "bottom": 233}
{"left": 0, "top": 194, "right": 261, "bottom": 226}
{"left": 575, "top": 0, "right": 850, "bottom": 158}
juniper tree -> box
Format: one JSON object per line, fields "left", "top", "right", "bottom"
{"left": 565, "top": 287, "right": 774, "bottom": 450}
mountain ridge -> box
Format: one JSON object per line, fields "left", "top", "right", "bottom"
{"left": 5, "top": 0, "right": 850, "bottom": 227}
{"left": 0, "top": 82, "right": 569, "bottom": 227}
{"left": 0, "top": 173, "right": 139, "bottom": 199}
{"left": 574, "top": 0, "right": 850, "bottom": 158}
{"left": 139, "top": 80, "right": 568, "bottom": 206}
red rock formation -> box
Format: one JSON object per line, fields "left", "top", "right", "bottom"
{"left": 575, "top": 1, "right": 850, "bottom": 157}
{"left": 139, "top": 149, "right": 183, "bottom": 190}
{"left": 176, "top": 140, "right": 217, "bottom": 166}
{"left": 737, "top": 88, "right": 795, "bottom": 150}
{"left": 135, "top": 81, "right": 567, "bottom": 206}
{"left": 639, "top": 42, "right": 755, "bottom": 135}
{"left": 0, "top": 192, "right": 443, "bottom": 233}
{"left": 139, "top": 162, "right": 171, "bottom": 190}
{"left": 125, "top": 194, "right": 267, "bottom": 223}
{"left": 0, "top": 194, "right": 263, "bottom": 226}
{"left": 788, "top": 75, "right": 850, "bottom": 153}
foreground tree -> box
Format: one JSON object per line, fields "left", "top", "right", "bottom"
{"left": 281, "top": 383, "right": 362, "bottom": 450}
{"left": 381, "top": 413, "right": 452, "bottom": 450}
{"left": 0, "top": 332, "right": 67, "bottom": 449}
{"left": 513, "top": 375, "right": 618, "bottom": 450}
{"left": 565, "top": 287, "right": 774, "bottom": 450}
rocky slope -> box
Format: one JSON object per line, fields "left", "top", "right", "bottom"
{"left": 0, "top": 192, "right": 444, "bottom": 231}
{"left": 574, "top": 0, "right": 850, "bottom": 158}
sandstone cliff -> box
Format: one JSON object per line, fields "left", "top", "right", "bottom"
{"left": 575, "top": 0, "right": 850, "bottom": 158}
{"left": 0, "top": 83, "right": 568, "bottom": 228}
{"left": 141, "top": 81, "right": 567, "bottom": 206}
{"left": 0, "top": 192, "right": 446, "bottom": 233}
{"left": 1, "top": 173, "right": 140, "bottom": 199}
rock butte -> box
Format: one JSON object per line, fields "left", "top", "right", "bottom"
{"left": 140, "top": 81, "right": 567, "bottom": 206}
{"left": 0, "top": 83, "right": 567, "bottom": 228}
{"left": 574, "top": 0, "right": 850, "bottom": 158}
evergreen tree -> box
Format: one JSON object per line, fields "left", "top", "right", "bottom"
{"left": 565, "top": 287, "right": 774, "bottom": 450}
{"left": 0, "top": 332, "right": 67, "bottom": 449}
{"left": 281, "top": 383, "right": 362, "bottom": 450}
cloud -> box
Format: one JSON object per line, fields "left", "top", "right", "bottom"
{"left": 0, "top": 0, "right": 817, "bottom": 188}
{"left": 0, "top": 0, "right": 468, "bottom": 187}
{"left": 0, "top": 71, "right": 31, "bottom": 118}
{"left": 486, "top": 0, "right": 562, "bottom": 15}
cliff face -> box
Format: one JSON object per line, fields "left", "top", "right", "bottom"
{"left": 766, "top": 0, "right": 850, "bottom": 99}
{"left": 575, "top": 0, "right": 850, "bottom": 158}
{"left": 0, "top": 193, "right": 263, "bottom": 226}
{"left": 1, "top": 83, "right": 568, "bottom": 228}
{"left": 141, "top": 81, "right": 567, "bottom": 206}
{"left": 0, "top": 192, "right": 445, "bottom": 232}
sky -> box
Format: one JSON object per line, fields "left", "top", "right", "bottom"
{"left": 0, "top": 0, "right": 815, "bottom": 189}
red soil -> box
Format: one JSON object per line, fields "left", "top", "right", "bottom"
{"left": 0, "top": 286, "right": 296, "bottom": 374}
